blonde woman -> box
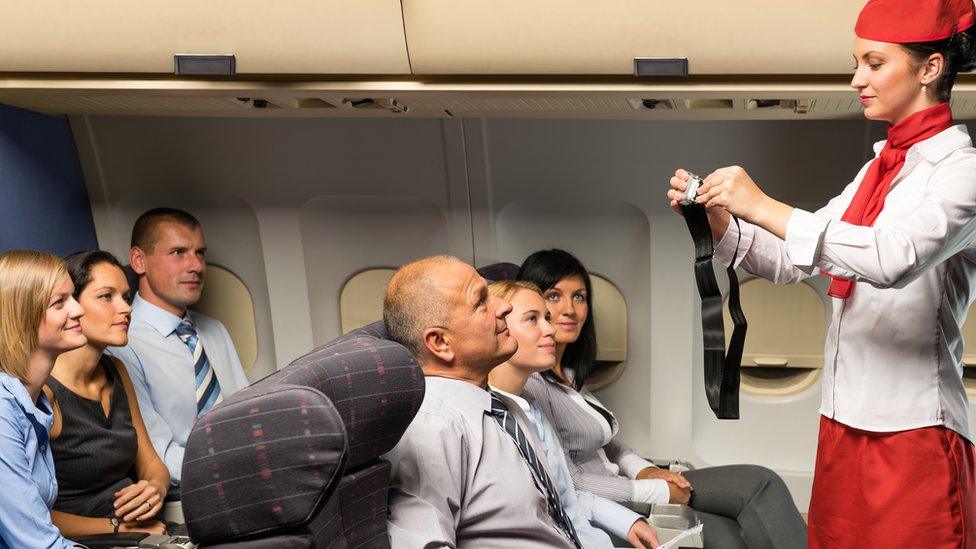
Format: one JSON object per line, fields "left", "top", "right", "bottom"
{"left": 47, "top": 250, "right": 170, "bottom": 538}
{"left": 487, "top": 280, "right": 659, "bottom": 548}
{"left": 0, "top": 250, "right": 86, "bottom": 548}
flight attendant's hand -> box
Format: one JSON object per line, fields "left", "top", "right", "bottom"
{"left": 697, "top": 166, "right": 794, "bottom": 239}
{"left": 667, "top": 168, "right": 731, "bottom": 242}
{"left": 697, "top": 166, "right": 768, "bottom": 222}
{"left": 626, "top": 518, "right": 661, "bottom": 548}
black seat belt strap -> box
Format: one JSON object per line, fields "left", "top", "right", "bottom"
{"left": 679, "top": 175, "right": 747, "bottom": 420}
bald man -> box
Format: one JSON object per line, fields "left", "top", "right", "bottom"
{"left": 383, "top": 256, "right": 579, "bottom": 548}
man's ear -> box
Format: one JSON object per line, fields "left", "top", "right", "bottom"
{"left": 422, "top": 327, "right": 455, "bottom": 364}
{"left": 129, "top": 246, "right": 147, "bottom": 275}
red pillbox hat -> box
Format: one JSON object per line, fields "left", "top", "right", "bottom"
{"left": 855, "top": 0, "right": 976, "bottom": 43}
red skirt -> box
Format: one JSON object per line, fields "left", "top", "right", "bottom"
{"left": 808, "top": 415, "right": 976, "bottom": 548}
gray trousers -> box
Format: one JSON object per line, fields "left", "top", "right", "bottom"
{"left": 682, "top": 465, "right": 807, "bottom": 549}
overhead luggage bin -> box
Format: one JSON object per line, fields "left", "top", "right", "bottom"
{"left": 0, "top": 1, "right": 410, "bottom": 74}
{"left": 401, "top": 0, "right": 863, "bottom": 75}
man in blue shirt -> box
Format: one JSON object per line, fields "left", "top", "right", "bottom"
{"left": 110, "top": 208, "right": 249, "bottom": 485}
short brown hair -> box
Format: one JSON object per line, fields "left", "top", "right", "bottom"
{"left": 0, "top": 250, "right": 68, "bottom": 382}
{"left": 488, "top": 280, "right": 541, "bottom": 302}
{"left": 130, "top": 207, "right": 201, "bottom": 252}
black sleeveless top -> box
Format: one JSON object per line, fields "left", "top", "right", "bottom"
{"left": 47, "top": 357, "right": 138, "bottom": 517}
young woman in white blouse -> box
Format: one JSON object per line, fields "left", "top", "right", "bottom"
{"left": 487, "top": 280, "right": 660, "bottom": 548}
{"left": 667, "top": 0, "right": 976, "bottom": 545}
{"left": 518, "top": 249, "right": 807, "bottom": 549}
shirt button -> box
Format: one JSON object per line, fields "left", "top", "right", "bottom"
{"left": 39, "top": 444, "right": 46, "bottom": 452}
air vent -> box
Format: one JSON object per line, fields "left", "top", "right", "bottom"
{"left": 747, "top": 99, "right": 813, "bottom": 115}
{"left": 685, "top": 99, "right": 733, "bottom": 109}
{"left": 342, "top": 98, "right": 409, "bottom": 113}
{"left": 295, "top": 98, "right": 335, "bottom": 109}
{"left": 629, "top": 98, "right": 675, "bottom": 110}
{"left": 747, "top": 99, "right": 797, "bottom": 110}
{"left": 235, "top": 98, "right": 279, "bottom": 109}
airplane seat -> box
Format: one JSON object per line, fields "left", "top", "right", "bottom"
{"left": 477, "top": 261, "right": 520, "bottom": 282}
{"left": 179, "top": 320, "right": 424, "bottom": 548}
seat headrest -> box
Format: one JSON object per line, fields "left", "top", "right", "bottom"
{"left": 477, "top": 262, "right": 520, "bottom": 282}
{"left": 256, "top": 320, "right": 424, "bottom": 470}
{"left": 181, "top": 383, "right": 347, "bottom": 544}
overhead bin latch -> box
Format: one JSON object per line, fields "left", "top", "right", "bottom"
{"left": 174, "top": 54, "right": 236, "bottom": 76}
{"left": 634, "top": 58, "right": 689, "bottom": 77}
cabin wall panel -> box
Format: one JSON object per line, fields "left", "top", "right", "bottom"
{"left": 0, "top": 104, "right": 96, "bottom": 254}
{"left": 74, "top": 116, "right": 473, "bottom": 369}
{"left": 74, "top": 113, "right": 947, "bottom": 512}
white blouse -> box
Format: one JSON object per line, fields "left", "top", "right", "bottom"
{"left": 715, "top": 125, "right": 976, "bottom": 439}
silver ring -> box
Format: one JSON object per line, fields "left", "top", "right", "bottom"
{"left": 144, "top": 500, "right": 152, "bottom": 509}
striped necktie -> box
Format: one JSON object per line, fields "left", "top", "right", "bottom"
{"left": 175, "top": 317, "right": 223, "bottom": 415}
{"left": 487, "top": 391, "right": 582, "bottom": 548}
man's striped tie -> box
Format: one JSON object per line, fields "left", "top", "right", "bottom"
{"left": 487, "top": 391, "right": 582, "bottom": 548}
{"left": 175, "top": 317, "right": 223, "bottom": 415}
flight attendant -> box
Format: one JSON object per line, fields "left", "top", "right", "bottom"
{"left": 666, "top": 0, "right": 976, "bottom": 546}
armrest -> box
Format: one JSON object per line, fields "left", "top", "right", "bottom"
{"left": 648, "top": 458, "right": 696, "bottom": 472}
{"left": 73, "top": 532, "right": 148, "bottom": 549}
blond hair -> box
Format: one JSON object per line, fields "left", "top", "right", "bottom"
{"left": 488, "top": 279, "right": 542, "bottom": 302}
{"left": 0, "top": 250, "right": 68, "bottom": 382}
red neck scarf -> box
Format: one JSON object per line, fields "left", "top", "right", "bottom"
{"left": 828, "top": 102, "right": 954, "bottom": 299}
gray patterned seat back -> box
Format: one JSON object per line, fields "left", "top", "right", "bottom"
{"left": 181, "top": 321, "right": 424, "bottom": 548}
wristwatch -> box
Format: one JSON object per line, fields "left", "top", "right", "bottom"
{"left": 109, "top": 517, "right": 120, "bottom": 534}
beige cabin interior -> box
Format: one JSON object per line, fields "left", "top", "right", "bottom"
{"left": 5, "top": 2, "right": 976, "bottom": 516}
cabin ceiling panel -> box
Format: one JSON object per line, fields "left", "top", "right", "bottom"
{"left": 401, "top": 1, "right": 862, "bottom": 75}
{"left": 0, "top": 1, "right": 410, "bottom": 74}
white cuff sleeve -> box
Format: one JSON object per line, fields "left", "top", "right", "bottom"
{"left": 589, "top": 495, "right": 644, "bottom": 541}
{"left": 617, "top": 454, "right": 656, "bottom": 480}
{"left": 785, "top": 208, "right": 830, "bottom": 269}
{"left": 631, "top": 479, "right": 670, "bottom": 505}
{"left": 713, "top": 218, "right": 755, "bottom": 269}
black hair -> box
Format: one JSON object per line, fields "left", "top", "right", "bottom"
{"left": 901, "top": 26, "right": 976, "bottom": 102}
{"left": 517, "top": 249, "right": 596, "bottom": 391}
{"left": 63, "top": 250, "right": 125, "bottom": 300}
{"left": 131, "top": 207, "right": 201, "bottom": 251}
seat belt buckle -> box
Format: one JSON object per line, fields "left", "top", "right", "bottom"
{"left": 680, "top": 174, "right": 704, "bottom": 206}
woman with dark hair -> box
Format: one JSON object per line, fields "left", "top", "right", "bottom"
{"left": 668, "top": 1, "right": 976, "bottom": 545}
{"left": 45, "top": 250, "right": 170, "bottom": 538}
{"left": 519, "top": 249, "right": 806, "bottom": 549}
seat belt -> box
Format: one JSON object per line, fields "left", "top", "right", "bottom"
{"left": 679, "top": 175, "right": 747, "bottom": 420}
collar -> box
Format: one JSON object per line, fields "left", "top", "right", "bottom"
{"left": 132, "top": 293, "right": 187, "bottom": 337}
{"left": 490, "top": 385, "right": 531, "bottom": 414}
{"left": 424, "top": 375, "right": 492, "bottom": 413}
{"left": 873, "top": 124, "right": 972, "bottom": 164}
{"left": 0, "top": 372, "right": 53, "bottom": 430}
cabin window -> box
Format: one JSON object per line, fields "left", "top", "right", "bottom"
{"left": 724, "top": 277, "right": 827, "bottom": 396}
{"left": 340, "top": 268, "right": 397, "bottom": 334}
{"left": 190, "top": 264, "right": 260, "bottom": 374}
{"left": 586, "top": 274, "right": 629, "bottom": 391}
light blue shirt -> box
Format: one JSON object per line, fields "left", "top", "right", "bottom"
{"left": 0, "top": 372, "right": 76, "bottom": 549}
{"left": 493, "top": 387, "right": 642, "bottom": 547}
{"left": 108, "top": 293, "right": 249, "bottom": 483}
